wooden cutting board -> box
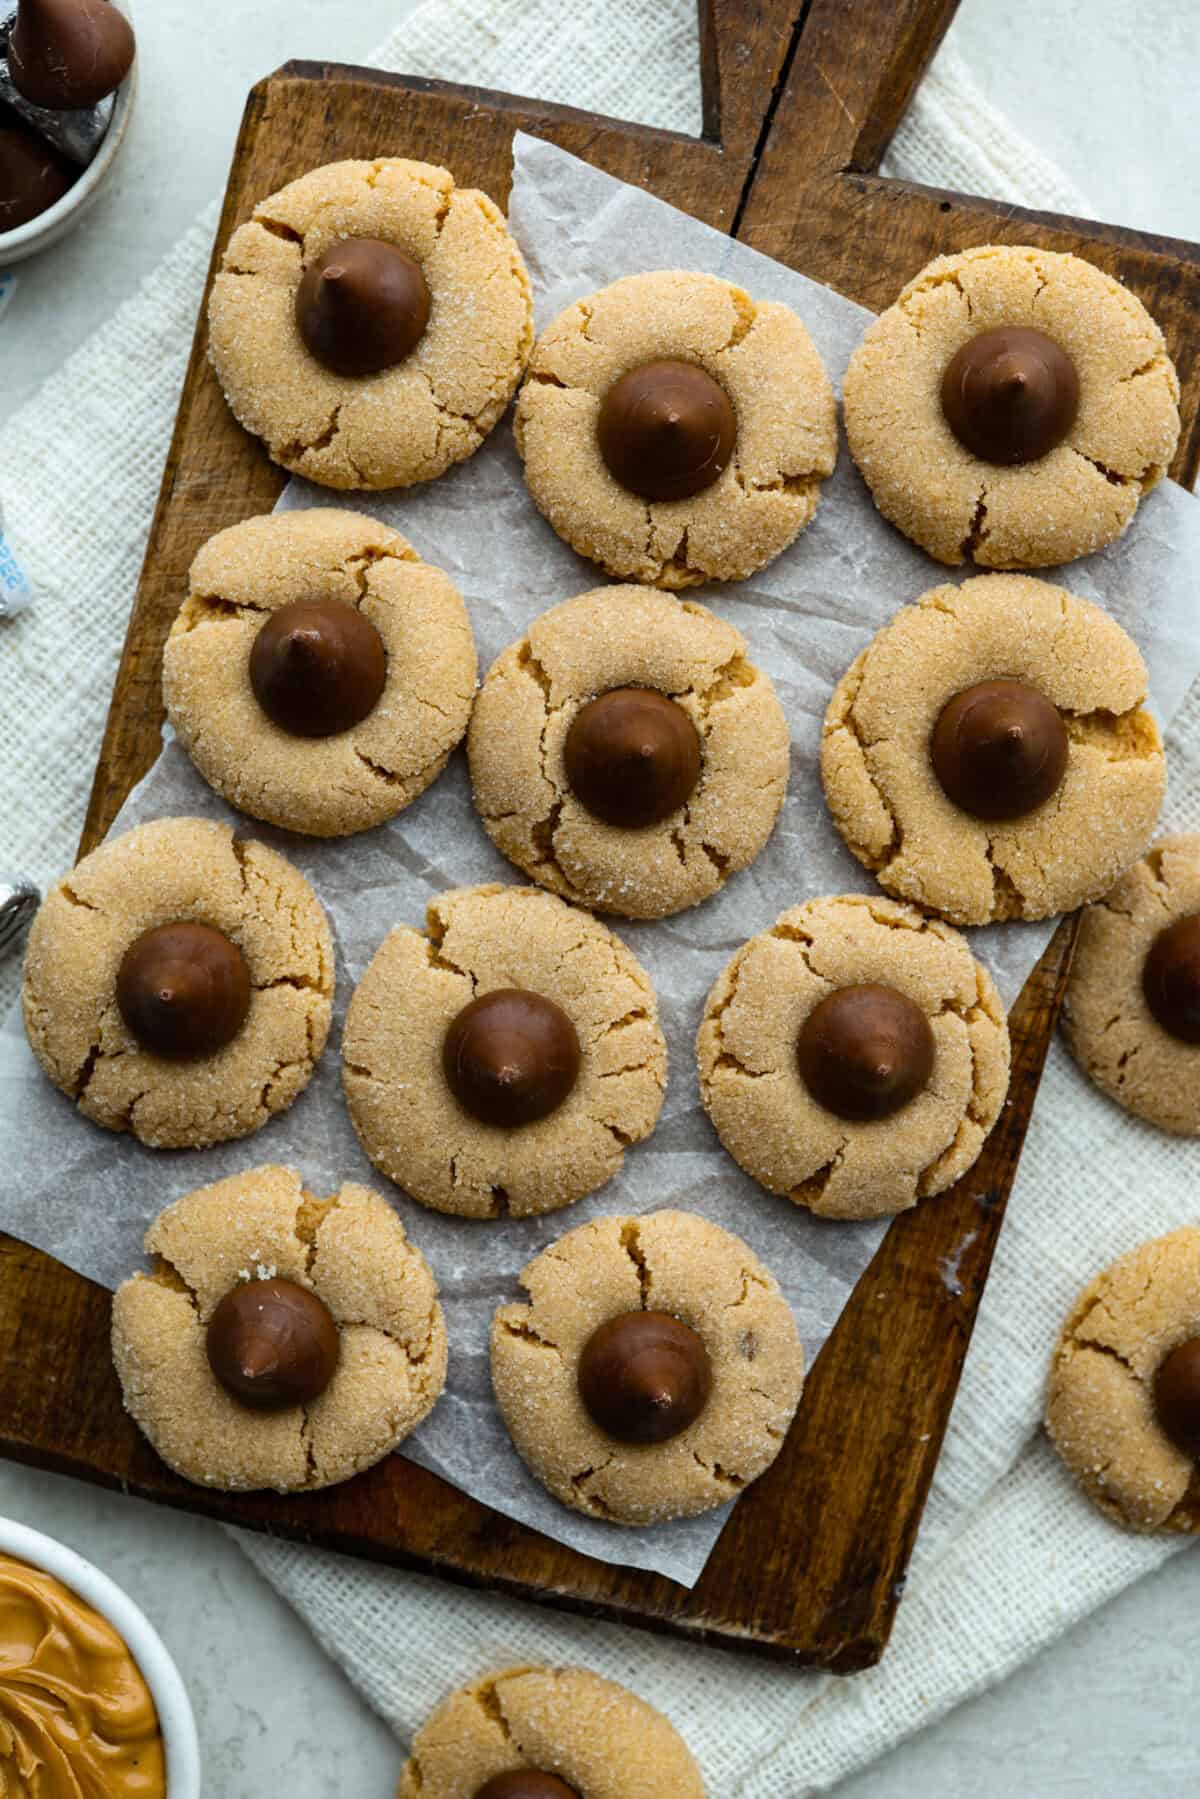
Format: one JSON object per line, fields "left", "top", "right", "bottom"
{"left": 4, "top": 0, "right": 1199, "bottom": 1672}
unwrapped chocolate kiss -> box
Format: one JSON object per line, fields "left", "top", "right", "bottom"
{"left": 8, "top": 0, "right": 134, "bottom": 111}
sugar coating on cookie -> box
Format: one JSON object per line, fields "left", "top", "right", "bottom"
{"left": 1046, "top": 1226, "right": 1200, "bottom": 1532}
{"left": 1062, "top": 835, "right": 1200, "bottom": 1133}
{"left": 468, "top": 585, "right": 789, "bottom": 918}
{"left": 514, "top": 269, "right": 837, "bottom": 588}
{"left": 396, "top": 1664, "right": 704, "bottom": 1799}
{"left": 343, "top": 885, "right": 666, "bottom": 1218}
{"left": 164, "top": 509, "right": 477, "bottom": 837}
{"left": 111, "top": 1164, "right": 448, "bottom": 1492}
{"left": 491, "top": 1210, "right": 803, "bottom": 1524}
{"left": 821, "top": 573, "right": 1165, "bottom": 926}
{"left": 208, "top": 158, "right": 533, "bottom": 489}
{"left": 697, "top": 895, "right": 1010, "bottom": 1218}
{"left": 22, "top": 817, "right": 333, "bottom": 1149}
{"left": 843, "top": 244, "right": 1180, "bottom": 569}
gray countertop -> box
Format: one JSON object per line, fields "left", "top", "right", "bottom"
{"left": 1, "top": 0, "right": 1197, "bottom": 1791}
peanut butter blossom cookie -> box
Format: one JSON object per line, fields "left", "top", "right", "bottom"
{"left": 1062, "top": 835, "right": 1200, "bottom": 1134}
{"left": 468, "top": 584, "right": 789, "bottom": 918}
{"left": 697, "top": 895, "right": 1010, "bottom": 1219}
{"left": 821, "top": 573, "right": 1165, "bottom": 926}
{"left": 208, "top": 158, "right": 533, "bottom": 489}
{"left": 514, "top": 269, "right": 837, "bottom": 587}
{"left": 163, "top": 509, "right": 477, "bottom": 837}
{"left": 843, "top": 244, "right": 1180, "bottom": 568}
{"left": 491, "top": 1209, "right": 803, "bottom": 1525}
{"left": 112, "top": 1164, "right": 447, "bottom": 1492}
{"left": 23, "top": 817, "right": 333, "bottom": 1148}
{"left": 396, "top": 1665, "right": 704, "bottom": 1799}
{"left": 343, "top": 884, "right": 666, "bottom": 1218}
{"left": 1046, "top": 1226, "right": 1200, "bottom": 1532}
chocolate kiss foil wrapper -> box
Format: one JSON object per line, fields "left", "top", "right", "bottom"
{"left": 0, "top": 13, "right": 114, "bottom": 164}
{"left": 0, "top": 495, "right": 34, "bottom": 618}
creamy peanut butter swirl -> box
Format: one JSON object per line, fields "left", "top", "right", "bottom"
{"left": 0, "top": 1552, "right": 166, "bottom": 1797}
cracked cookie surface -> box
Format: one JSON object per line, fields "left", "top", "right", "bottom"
{"left": 513, "top": 269, "right": 837, "bottom": 588}
{"left": 208, "top": 158, "right": 533, "bottom": 489}
{"left": 697, "top": 895, "right": 1010, "bottom": 1219}
{"left": 164, "top": 508, "right": 477, "bottom": 837}
{"left": 342, "top": 884, "right": 666, "bottom": 1218}
{"left": 111, "top": 1164, "right": 447, "bottom": 1492}
{"left": 1045, "top": 1226, "right": 1200, "bottom": 1532}
{"left": 490, "top": 1209, "right": 803, "bottom": 1524}
{"left": 821, "top": 574, "right": 1165, "bottom": 926}
{"left": 843, "top": 244, "right": 1180, "bottom": 569}
{"left": 467, "top": 585, "right": 789, "bottom": 918}
{"left": 396, "top": 1664, "right": 704, "bottom": 1799}
{"left": 22, "top": 817, "right": 333, "bottom": 1149}
{"left": 1062, "top": 835, "right": 1200, "bottom": 1133}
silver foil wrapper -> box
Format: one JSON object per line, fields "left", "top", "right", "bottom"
{"left": 0, "top": 876, "right": 39, "bottom": 959}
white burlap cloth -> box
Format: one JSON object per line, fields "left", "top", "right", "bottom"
{"left": 1, "top": 4, "right": 1195, "bottom": 1791}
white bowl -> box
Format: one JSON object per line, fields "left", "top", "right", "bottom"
{"left": 0, "top": 1513, "right": 201, "bottom": 1796}
{"left": 0, "top": 0, "right": 137, "bottom": 263}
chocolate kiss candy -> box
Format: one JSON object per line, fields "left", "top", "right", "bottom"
{"left": 0, "top": 107, "right": 76, "bottom": 230}
{"left": 1142, "top": 915, "right": 1200, "bottom": 1045}
{"left": 443, "top": 989, "right": 581, "bottom": 1128}
{"left": 563, "top": 687, "right": 701, "bottom": 829}
{"left": 597, "top": 358, "right": 736, "bottom": 501}
{"left": 1153, "top": 1337, "right": 1200, "bottom": 1459}
{"left": 295, "top": 237, "right": 431, "bottom": 377}
{"left": 206, "top": 1278, "right": 340, "bottom": 1411}
{"left": 116, "top": 921, "right": 251, "bottom": 1059}
{"left": 249, "top": 599, "right": 387, "bottom": 738}
{"left": 475, "top": 1776, "right": 579, "bottom": 1799}
{"left": 941, "top": 326, "right": 1079, "bottom": 465}
{"left": 931, "top": 678, "right": 1068, "bottom": 822}
{"left": 797, "top": 982, "right": 934, "bottom": 1123}
{"left": 9, "top": 0, "right": 136, "bottom": 110}
{"left": 577, "top": 1311, "right": 712, "bottom": 1446}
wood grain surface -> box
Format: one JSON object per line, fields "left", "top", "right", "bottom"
{"left": 4, "top": 0, "right": 1199, "bottom": 1669}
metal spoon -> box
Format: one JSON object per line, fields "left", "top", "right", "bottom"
{"left": 0, "top": 876, "right": 38, "bottom": 961}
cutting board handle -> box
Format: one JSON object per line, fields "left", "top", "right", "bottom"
{"left": 702, "top": 0, "right": 959, "bottom": 173}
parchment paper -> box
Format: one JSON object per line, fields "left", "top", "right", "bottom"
{"left": 3, "top": 135, "right": 1200, "bottom": 1586}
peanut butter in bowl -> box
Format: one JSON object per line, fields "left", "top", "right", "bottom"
{"left": 0, "top": 1550, "right": 166, "bottom": 1796}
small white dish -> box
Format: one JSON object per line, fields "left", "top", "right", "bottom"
{"left": 0, "top": 0, "right": 136, "bottom": 263}
{"left": 0, "top": 1512, "right": 201, "bottom": 1795}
